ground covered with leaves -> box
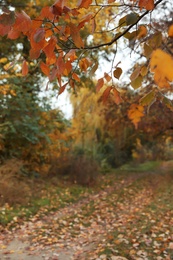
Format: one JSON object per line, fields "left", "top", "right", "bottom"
{"left": 0, "top": 162, "right": 173, "bottom": 260}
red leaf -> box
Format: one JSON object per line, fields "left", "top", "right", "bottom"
{"left": 69, "top": 23, "right": 84, "bottom": 48}
{"left": 13, "top": 11, "right": 31, "bottom": 33}
{"left": 0, "top": 24, "right": 11, "bottom": 36}
{"left": 78, "top": 13, "right": 93, "bottom": 29}
{"left": 8, "top": 28, "right": 20, "bottom": 39}
{"left": 40, "top": 61, "right": 50, "bottom": 76}
{"left": 96, "top": 78, "right": 104, "bottom": 92}
{"left": 72, "top": 73, "right": 80, "bottom": 82}
{"left": 78, "top": 0, "right": 92, "bottom": 9}
{"left": 50, "top": 0, "right": 65, "bottom": 16}
{"left": 34, "top": 28, "right": 45, "bottom": 43}
{"left": 22, "top": 60, "right": 28, "bottom": 76}
{"left": 101, "top": 86, "right": 112, "bottom": 103}
{"left": 0, "top": 11, "right": 15, "bottom": 26}
{"left": 29, "top": 49, "right": 41, "bottom": 59}
{"left": 58, "top": 82, "right": 68, "bottom": 95}
{"left": 40, "top": 6, "right": 54, "bottom": 20}
{"left": 112, "top": 88, "right": 122, "bottom": 105}
{"left": 139, "top": 0, "right": 154, "bottom": 10}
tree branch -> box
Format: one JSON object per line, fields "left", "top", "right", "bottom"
{"left": 79, "top": 0, "right": 164, "bottom": 51}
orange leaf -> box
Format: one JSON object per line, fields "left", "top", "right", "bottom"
{"left": 0, "top": 24, "right": 11, "bottom": 36}
{"left": 104, "top": 72, "right": 112, "bottom": 82}
{"left": 78, "top": 0, "right": 92, "bottom": 9}
{"left": 112, "top": 88, "right": 122, "bottom": 105}
{"left": 58, "top": 82, "right": 68, "bottom": 95}
{"left": 29, "top": 49, "right": 41, "bottom": 59}
{"left": 128, "top": 104, "right": 144, "bottom": 129}
{"left": 13, "top": 11, "right": 31, "bottom": 33}
{"left": 101, "top": 86, "right": 112, "bottom": 103}
{"left": 139, "top": 0, "right": 154, "bottom": 10}
{"left": 65, "top": 50, "right": 77, "bottom": 62}
{"left": 168, "top": 24, "right": 173, "bottom": 38}
{"left": 72, "top": 73, "right": 80, "bottom": 82}
{"left": 8, "top": 28, "right": 20, "bottom": 39}
{"left": 96, "top": 78, "right": 104, "bottom": 92}
{"left": 40, "top": 62, "right": 50, "bottom": 76}
{"left": 78, "top": 13, "right": 93, "bottom": 29}
{"left": 40, "top": 6, "right": 54, "bottom": 20}
{"left": 22, "top": 60, "right": 28, "bottom": 76}
{"left": 79, "top": 58, "right": 91, "bottom": 72}
{"left": 69, "top": 23, "right": 84, "bottom": 48}
{"left": 137, "top": 25, "right": 147, "bottom": 39}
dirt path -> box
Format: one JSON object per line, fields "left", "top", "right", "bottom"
{"left": 0, "top": 172, "right": 159, "bottom": 259}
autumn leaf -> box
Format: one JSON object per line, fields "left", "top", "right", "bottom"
{"left": 139, "top": 90, "right": 155, "bottom": 106}
{"left": 78, "top": 0, "right": 92, "bottom": 9}
{"left": 168, "top": 24, "right": 173, "bottom": 38}
{"left": 13, "top": 11, "right": 31, "bottom": 33}
{"left": 8, "top": 29, "right": 20, "bottom": 39}
{"left": 96, "top": 78, "right": 104, "bottom": 92}
{"left": 126, "top": 13, "right": 139, "bottom": 25}
{"left": 58, "top": 82, "right": 68, "bottom": 95}
{"left": 72, "top": 73, "right": 80, "bottom": 82}
{"left": 79, "top": 58, "right": 91, "bottom": 72}
{"left": 131, "top": 75, "right": 143, "bottom": 89}
{"left": 130, "top": 66, "right": 141, "bottom": 81}
{"left": 22, "top": 60, "right": 28, "bottom": 76}
{"left": 40, "top": 61, "right": 50, "bottom": 76}
{"left": 100, "top": 86, "right": 112, "bottom": 103}
{"left": 137, "top": 25, "right": 147, "bottom": 39}
{"left": 150, "top": 49, "right": 173, "bottom": 88}
{"left": 69, "top": 23, "right": 84, "bottom": 48}
{"left": 128, "top": 104, "right": 144, "bottom": 129}
{"left": 0, "top": 11, "right": 15, "bottom": 26}
{"left": 112, "top": 88, "right": 122, "bottom": 105}
{"left": 89, "top": 62, "right": 98, "bottom": 77}
{"left": 104, "top": 72, "right": 112, "bottom": 82}
{"left": 34, "top": 28, "right": 45, "bottom": 43}
{"left": 139, "top": 0, "right": 154, "bottom": 10}
{"left": 113, "top": 67, "right": 122, "bottom": 79}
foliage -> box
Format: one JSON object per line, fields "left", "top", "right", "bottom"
{"left": 0, "top": 0, "right": 173, "bottom": 127}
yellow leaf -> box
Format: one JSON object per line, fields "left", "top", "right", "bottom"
{"left": 128, "top": 104, "right": 144, "bottom": 129}
{"left": 150, "top": 49, "right": 173, "bottom": 88}
{"left": 139, "top": 90, "right": 155, "bottom": 106}
{"left": 168, "top": 24, "right": 173, "bottom": 38}
{"left": 0, "top": 57, "right": 8, "bottom": 63}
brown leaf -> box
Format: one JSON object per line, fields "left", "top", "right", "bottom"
{"left": 22, "top": 60, "right": 28, "bottom": 76}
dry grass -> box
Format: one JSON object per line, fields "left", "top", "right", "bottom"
{"left": 0, "top": 159, "right": 31, "bottom": 206}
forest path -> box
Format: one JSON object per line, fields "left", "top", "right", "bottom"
{"left": 0, "top": 171, "right": 172, "bottom": 260}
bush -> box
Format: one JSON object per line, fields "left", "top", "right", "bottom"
{"left": 0, "top": 159, "right": 31, "bottom": 206}
{"left": 48, "top": 154, "right": 99, "bottom": 186}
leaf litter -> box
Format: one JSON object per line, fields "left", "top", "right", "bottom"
{"left": 0, "top": 170, "right": 173, "bottom": 260}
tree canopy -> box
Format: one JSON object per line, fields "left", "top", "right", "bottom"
{"left": 0, "top": 0, "right": 173, "bottom": 126}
